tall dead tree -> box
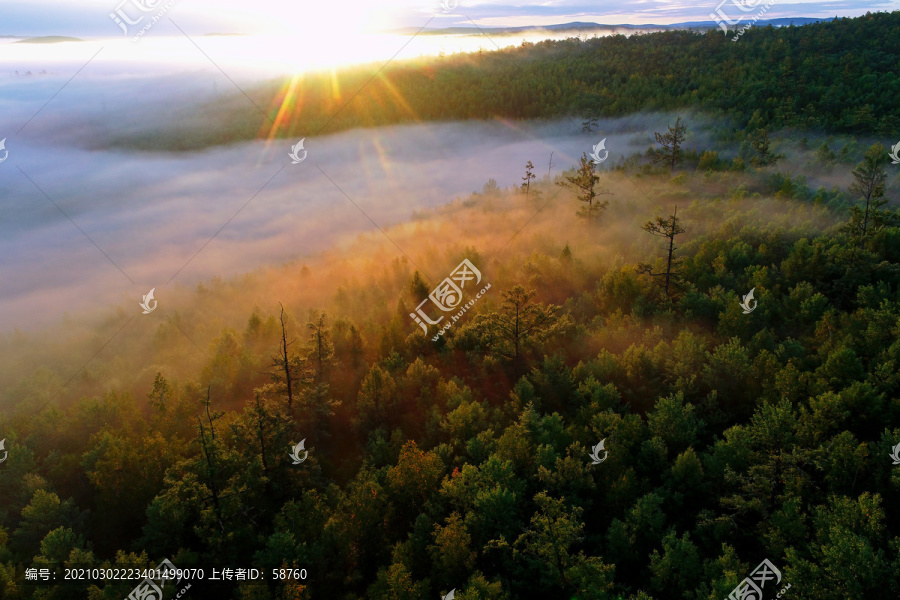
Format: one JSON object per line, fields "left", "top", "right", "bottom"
{"left": 272, "top": 303, "right": 299, "bottom": 409}
{"left": 196, "top": 387, "right": 225, "bottom": 531}
{"left": 637, "top": 206, "right": 686, "bottom": 298}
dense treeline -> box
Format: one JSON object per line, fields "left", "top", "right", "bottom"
{"left": 2, "top": 119, "right": 900, "bottom": 599}
{"left": 113, "top": 11, "right": 900, "bottom": 151}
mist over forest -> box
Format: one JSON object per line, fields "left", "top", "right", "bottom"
{"left": 1, "top": 10, "right": 900, "bottom": 600}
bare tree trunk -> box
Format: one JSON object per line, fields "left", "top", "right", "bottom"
{"left": 198, "top": 388, "right": 225, "bottom": 531}
{"left": 279, "top": 303, "right": 294, "bottom": 409}
{"left": 861, "top": 194, "right": 871, "bottom": 248}
{"left": 664, "top": 206, "right": 678, "bottom": 297}
{"left": 316, "top": 329, "right": 324, "bottom": 385}
{"left": 256, "top": 394, "right": 269, "bottom": 480}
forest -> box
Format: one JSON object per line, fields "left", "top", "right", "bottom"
{"left": 2, "top": 10, "right": 900, "bottom": 600}
{"left": 109, "top": 11, "right": 900, "bottom": 152}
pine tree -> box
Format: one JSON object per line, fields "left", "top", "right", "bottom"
{"left": 196, "top": 387, "right": 226, "bottom": 532}
{"left": 749, "top": 128, "right": 784, "bottom": 167}
{"left": 409, "top": 271, "right": 430, "bottom": 299}
{"left": 521, "top": 160, "right": 536, "bottom": 199}
{"left": 637, "top": 206, "right": 686, "bottom": 298}
{"left": 653, "top": 116, "right": 687, "bottom": 172}
{"left": 846, "top": 143, "right": 889, "bottom": 244}
{"left": 556, "top": 153, "right": 612, "bottom": 221}
{"left": 306, "top": 311, "right": 334, "bottom": 387}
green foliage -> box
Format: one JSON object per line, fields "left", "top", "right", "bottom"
{"left": 3, "top": 45, "right": 900, "bottom": 596}
{"left": 749, "top": 129, "right": 785, "bottom": 167}
{"left": 845, "top": 143, "right": 892, "bottom": 243}
{"left": 122, "top": 13, "right": 900, "bottom": 150}
{"left": 556, "top": 153, "right": 610, "bottom": 221}
{"left": 652, "top": 117, "right": 687, "bottom": 172}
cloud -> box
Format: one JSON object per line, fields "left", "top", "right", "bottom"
{"left": 0, "top": 60, "right": 698, "bottom": 331}
{"left": 1, "top": 0, "right": 894, "bottom": 36}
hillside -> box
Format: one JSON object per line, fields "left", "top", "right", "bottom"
{"left": 1, "top": 117, "right": 899, "bottom": 598}
{"left": 106, "top": 12, "right": 900, "bottom": 152}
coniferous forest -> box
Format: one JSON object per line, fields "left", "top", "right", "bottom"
{"left": 112, "top": 12, "right": 900, "bottom": 152}
{"left": 2, "top": 10, "right": 900, "bottom": 600}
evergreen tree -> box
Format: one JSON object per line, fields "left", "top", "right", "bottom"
{"left": 749, "top": 128, "right": 785, "bottom": 167}
{"left": 521, "top": 160, "right": 536, "bottom": 200}
{"left": 556, "top": 153, "right": 611, "bottom": 221}
{"left": 846, "top": 142, "right": 890, "bottom": 244}
{"left": 653, "top": 116, "right": 687, "bottom": 172}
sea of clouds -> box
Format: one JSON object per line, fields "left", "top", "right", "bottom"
{"left": 0, "top": 38, "right": 686, "bottom": 331}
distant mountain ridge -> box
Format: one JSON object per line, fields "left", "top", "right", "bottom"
{"left": 393, "top": 17, "right": 832, "bottom": 35}
{"left": 2, "top": 17, "right": 832, "bottom": 40}
{"left": 13, "top": 36, "right": 83, "bottom": 44}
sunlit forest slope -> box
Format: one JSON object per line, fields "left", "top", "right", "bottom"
{"left": 3, "top": 124, "right": 900, "bottom": 598}
{"left": 110, "top": 11, "right": 900, "bottom": 151}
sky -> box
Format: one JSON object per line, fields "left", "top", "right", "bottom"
{"left": 0, "top": 0, "right": 895, "bottom": 37}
